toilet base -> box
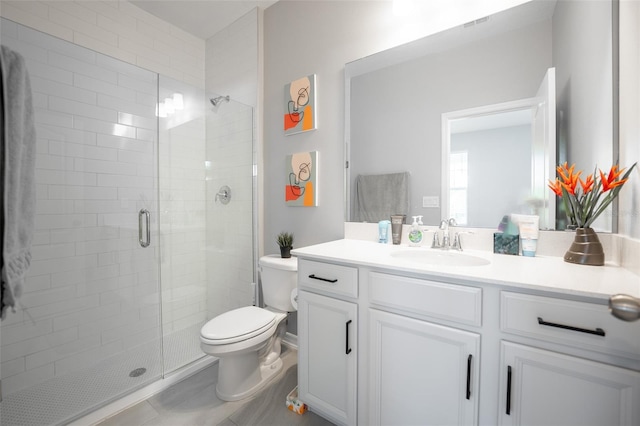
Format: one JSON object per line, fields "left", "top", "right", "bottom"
{"left": 216, "top": 356, "right": 283, "bottom": 401}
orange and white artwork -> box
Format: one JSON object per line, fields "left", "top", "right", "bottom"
{"left": 284, "top": 75, "right": 316, "bottom": 135}
{"left": 285, "top": 151, "right": 318, "bottom": 206}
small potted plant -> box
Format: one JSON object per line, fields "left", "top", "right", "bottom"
{"left": 277, "top": 231, "right": 294, "bottom": 258}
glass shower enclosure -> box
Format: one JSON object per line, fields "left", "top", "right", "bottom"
{"left": 0, "top": 18, "right": 255, "bottom": 426}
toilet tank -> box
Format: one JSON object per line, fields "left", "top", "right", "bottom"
{"left": 259, "top": 255, "right": 298, "bottom": 312}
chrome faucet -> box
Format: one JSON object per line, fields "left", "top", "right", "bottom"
{"left": 432, "top": 218, "right": 457, "bottom": 249}
{"left": 441, "top": 219, "right": 451, "bottom": 249}
{"left": 451, "top": 230, "right": 472, "bottom": 251}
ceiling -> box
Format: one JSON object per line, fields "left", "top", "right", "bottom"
{"left": 131, "top": 0, "right": 279, "bottom": 40}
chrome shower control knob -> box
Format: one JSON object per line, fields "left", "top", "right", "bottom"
{"left": 215, "top": 185, "right": 231, "bottom": 204}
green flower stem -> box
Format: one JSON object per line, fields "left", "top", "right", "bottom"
{"left": 559, "top": 162, "right": 637, "bottom": 229}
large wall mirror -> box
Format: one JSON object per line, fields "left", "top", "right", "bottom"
{"left": 345, "top": 0, "right": 616, "bottom": 231}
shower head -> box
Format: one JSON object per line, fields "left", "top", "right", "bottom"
{"left": 210, "top": 95, "right": 230, "bottom": 107}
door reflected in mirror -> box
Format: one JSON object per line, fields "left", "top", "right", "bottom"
{"left": 442, "top": 68, "right": 556, "bottom": 229}
{"left": 446, "top": 109, "right": 533, "bottom": 228}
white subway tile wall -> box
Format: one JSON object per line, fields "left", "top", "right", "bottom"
{"left": 206, "top": 103, "right": 255, "bottom": 318}
{"left": 204, "top": 9, "right": 258, "bottom": 317}
{"left": 0, "top": 1, "right": 205, "bottom": 88}
{"left": 205, "top": 9, "right": 258, "bottom": 107}
{"left": 157, "top": 78, "right": 208, "bottom": 346}
{"left": 0, "top": 0, "right": 258, "bottom": 408}
{"left": 1, "top": 18, "right": 162, "bottom": 396}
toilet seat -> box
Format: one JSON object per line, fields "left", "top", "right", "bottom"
{"left": 200, "top": 306, "right": 276, "bottom": 345}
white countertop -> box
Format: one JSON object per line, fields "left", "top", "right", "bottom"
{"left": 291, "top": 239, "right": 640, "bottom": 301}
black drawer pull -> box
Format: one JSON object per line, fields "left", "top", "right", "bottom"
{"left": 345, "top": 320, "right": 352, "bottom": 355}
{"left": 466, "top": 354, "right": 472, "bottom": 400}
{"left": 537, "top": 317, "right": 605, "bottom": 336}
{"left": 309, "top": 274, "right": 338, "bottom": 283}
{"left": 506, "top": 365, "right": 512, "bottom": 415}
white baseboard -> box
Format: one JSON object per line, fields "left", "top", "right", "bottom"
{"left": 283, "top": 332, "right": 298, "bottom": 350}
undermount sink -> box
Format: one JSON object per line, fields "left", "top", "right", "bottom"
{"left": 390, "top": 249, "right": 491, "bottom": 267}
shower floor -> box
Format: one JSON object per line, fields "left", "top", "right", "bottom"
{"left": 163, "top": 321, "right": 206, "bottom": 374}
{"left": 0, "top": 323, "right": 205, "bottom": 426}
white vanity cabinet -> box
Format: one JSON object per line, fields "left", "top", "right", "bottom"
{"left": 368, "top": 272, "right": 481, "bottom": 426}
{"left": 297, "top": 260, "right": 358, "bottom": 426}
{"left": 293, "top": 239, "right": 640, "bottom": 426}
{"left": 498, "top": 341, "right": 640, "bottom": 426}
{"left": 369, "top": 309, "right": 480, "bottom": 426}
{"left": 498, "top": 291, "right": 640, "bottom": 426}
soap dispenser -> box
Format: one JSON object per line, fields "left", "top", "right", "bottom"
{"left": 417, "top": 215, "right": 428, "bottom": 244}
{"left": 408, "top": 216, "right": 423, "bottom": 247}
{"left": 417, "top": 215, "right": 426, "bottom": 234}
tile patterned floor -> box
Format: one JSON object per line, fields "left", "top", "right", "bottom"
{"left": 0, "top": 324, "right": 206, "bottom": 426}
{"left": 98, "top": 348, "right": 334, "bottom": 426}
{"left": 0, "top": 341, "right": 163, "bottom": 426}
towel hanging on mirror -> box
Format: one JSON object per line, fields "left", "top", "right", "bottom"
{"left": 354, "top": 172, "right": 409, "bottom": 223}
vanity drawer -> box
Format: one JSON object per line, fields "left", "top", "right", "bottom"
{"left": 369, "top": 272, "right": 482, "bottom": 326}
{"left": 501, "top": 291, "right": 640, "bottom": 359}
{"left": 298, "top": 259, "right": 358, "bottom": 298}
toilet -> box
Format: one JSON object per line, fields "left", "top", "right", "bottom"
{"left": 200, "top": 255, "right": 298, "bottom": 401}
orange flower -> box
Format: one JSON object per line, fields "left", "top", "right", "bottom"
{"left": 548, "top": 178, "right": 563, "bottom": 196}
{"left": 560, "top": 170, "right": 581, "bottom": 195}
{"left": 600, "top": 165, "right": 627, "bottom": 192}
{"left": 606, "top": 165, "right": 623, "bottom": 182}
{"left": 550, "top": 161, "right": 636, "bottom": 228}
{"left": 557, "top": 162, "right": 576, "bottom": 184}
{"left": 579, "top": 174, "right": 594, "bottom": 194}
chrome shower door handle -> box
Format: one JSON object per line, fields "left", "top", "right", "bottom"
{"left": 138, "top": 209, "right": 150, "bottom": 248}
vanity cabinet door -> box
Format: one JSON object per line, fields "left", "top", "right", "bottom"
{"left": 498, "top": 341, "right": 640, "bottom": 426}
{"left": 298, "top": 290, "right": 357, "bottom": 426}
{"left": 369, "top": 309, "right": 480, "bottom": 426}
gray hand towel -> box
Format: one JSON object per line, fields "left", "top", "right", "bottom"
{"left": 1, "top": 45, "right": 37, "bottom": 319}
{"left": 354, "top": 172, "right": 409, "bottom": 223}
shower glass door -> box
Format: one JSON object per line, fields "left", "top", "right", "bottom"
{"left": 0, "top": 19, "right": 162, "bottom": 425}
{"left": 157, "top": 77, "right": 256, "bottom": 373}
{"left": 204, "top": 95, "right": 255, "bottom": 321}
{"left": 157, "top": 76, "right": 209, "bottom": 372}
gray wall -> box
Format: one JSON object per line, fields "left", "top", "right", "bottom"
{"left": 263, "top": 1, "right": 393, "bottom": 252}
{"left": 619, "top": 0, "right": 640, "bottom": 239}
{"left": 262, "top": 0, "right": 533, "bottom": 251}
{"left": 554, "top": 0, "right": 613, "bottom": 176}
{"left": 263, "top": 0, "right": 638, "bottom": 250}
{"left": 349, "top": 20, "right": 551, "bottom": 225}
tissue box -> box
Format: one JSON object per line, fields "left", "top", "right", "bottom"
{"left": 286, "top": 386, "right": 307, "bottom": 415}
{"left": 493, "top": 233, "right": 519, "bottom": 255}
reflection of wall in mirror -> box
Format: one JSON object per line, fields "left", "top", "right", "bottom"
{"left": 451, "top": 125, "right": 531, "bottom": 228}
{"left": 554, "top": 0, "right": 612, "bottom": 173}
{"left": 553, "top": 0, "right": 613, "bottom": 232}
{"left": 349, "top": 19, "right": 551, "bottom": 226}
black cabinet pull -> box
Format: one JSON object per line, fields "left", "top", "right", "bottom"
{"left": 309, "top": 274, "right": 338, "bottom": 283}
{"left": 506, "top": 365, "right": 512, "bottom": 415}
{"left": 345, "top": 320, "right": 352, "bottom": 354}
{"left": 537, "top": 317, "right": 605, "bottom": 336}
{"left": 466, "top": 354, "right": 472, "bottom": 400}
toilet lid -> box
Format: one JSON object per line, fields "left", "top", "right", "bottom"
{"left": 201, "top": 306, "right": 276, "bottom": 344}
{"left": 259, "top": 254, "right": 298, "bottom": 271}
